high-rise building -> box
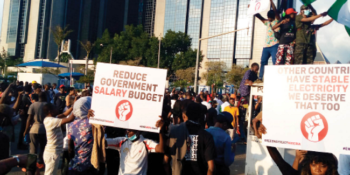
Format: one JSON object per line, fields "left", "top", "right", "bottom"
{"left": 155, "top": 0, "right": 294, "bottom": 85}
{"left": 0, "top": 0, "right": 157, "bottom": 62}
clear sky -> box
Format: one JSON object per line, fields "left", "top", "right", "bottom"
{"left": 0, "top": 0, "right": 348, "bottom": 63}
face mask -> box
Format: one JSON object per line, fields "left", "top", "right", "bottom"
{"left": 126, "top": 134, "right": 138, "bottom": 141}
{"left": 304, "top": 10, "right": 310, "bottom": 16}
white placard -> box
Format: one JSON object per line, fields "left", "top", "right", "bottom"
{"left": 247, "top": 0, "right": 270, "bottom": 15}
{"left": 90, "top": 63, "right": 167, "bottom": 133}
{"left": 262, "top": 65, "right": 350, "bottom": 155}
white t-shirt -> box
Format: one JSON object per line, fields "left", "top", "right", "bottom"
{"left": 43, "top": 117, "right": 63, "bottom": 154}
{"left": 201, "top": 101, "right": 212, "bottom": 110}
{"left": 216, "top": 99, "right": 223, "bottom": 114}
{"left": 106, "top": 135, "right": 158, "bottom": 175}
{"left": 221, "top": 102, "right": 230, "bottom": 112}
{"left": 338, "top": 154, "right": 350, "bottom": 175}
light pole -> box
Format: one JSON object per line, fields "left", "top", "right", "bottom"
{"left": 100, "top": 44, "right": 113, "bottom": 64}
{"left": 157, "top": 34, "right": 161, "bottom": 68}
{"left": 194, "top": 27, "right": 249, "bottom": 93}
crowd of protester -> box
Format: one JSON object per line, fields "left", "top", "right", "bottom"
{"left": 0, "top": 1, "right": 348, "bottom": 175}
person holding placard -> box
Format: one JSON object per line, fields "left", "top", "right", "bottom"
{"left": 254, "top": 0, "right": 280, "bottom": 80}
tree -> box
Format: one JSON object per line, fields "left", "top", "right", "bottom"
{"left": 175, "top": 67, "right": 195, "bottom": 83}
{"left": 80, "top": 41, "right": 95, "bottom": 75}
{"left": 51, "top": 25, "right": 73, "bottom": 66}
{"left": 201, "top": 61, "right": 226, "bottom": 90}
{"left": 60, "top": 53, "right": 71, "bottom": 63}
{"left": 225, "top": 65, "right": 249, "bottom": 88}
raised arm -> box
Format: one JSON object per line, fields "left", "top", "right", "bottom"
{"left": 300, "top": 12, "right": 327, "bottom": 22}
{"left": 272, "top": 19, "right": 288, "bottom": 30}
{"left": 255, "top": 14, "right": 267, "bottom": 23}
{"left": 267, "top": 147, "right": 299, "bottom": 175}
{"left": 57, "top": 107, "right": 73, "bottom": 118}
{"left": 270, "top": 0, "right": 280, "bottom": 20}
{"left": 319, "top": 19, "right": 333, "bottom": 28}
{"left": 0, "top": 83, "right": 14, "bottom": 104}
{"left": 12, "top": 91, "right": 23, "bottom": 111}
{"left": 309, "top": 5, "right": 317, "bottom": 16}
{"left": 61, "top": 113, "right": 75, "bottom": 125}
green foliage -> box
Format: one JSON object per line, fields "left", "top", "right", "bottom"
{"left": 60, "top": 53, "right": 71, "bottom": 63}
{"left": 77, "top": 75, "right": 94, "bottom": 84}
{"left": 173, "top": 79, "right": 190, "bottom": 89}
{"left": 175, "top": 67, "right": 195, "bottom": 83}
{"left": 50, "top": 25, "right": 73, "bottom": 63}
{"left": 95, "top": 26, "right": 202, "bottom": 76}
{"left": 225, "top": 65, "right": 249, "bottom": 87}
{"left": 201, "top": 61, "right": 227, "bottom": 89}
{"left": 0, "top": 48, "right": 23, "bottom": 75}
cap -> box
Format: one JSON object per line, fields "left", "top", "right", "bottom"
{"left": 59, "top": 85, "right": 65, "bottom": 89}
{"left": 300, "top": 5, "right": 308, "bottom": 10}
{"left": 217, "top": 112, "right": 234, "bottom": 129}
{"left": 230, "top": 94, "right": 236, "bottom": 99}
{"left": 286, "top": 8, "right": 298, "bottom": 15}
{"left": 32, "top": 81, "right": 37, "bottom": 84}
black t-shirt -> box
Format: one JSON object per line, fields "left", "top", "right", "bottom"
{"left": 279, "top": 20, "right": 296, "bottom": 44}
{"left": 181, "top": 121, "right": 216, "bottom": 175}
{"left": 199, "top": 104, "right": 208, "bottom": 128}
{"left": 207, "top": 107, "right": 217, "bottom": 127}
{"left": 182, "top": 99, "right": 194, "bottom": 109}
{"left": 54, "top": 93, "right": 66, "bottom": 110}
{"left": 20, "top": 94, "right": 32, "bottom": 115}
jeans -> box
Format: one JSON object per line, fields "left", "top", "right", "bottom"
{"left": 29, "top": 134, "right": 47, "bottom": 164}
{"left": 259, "top": 44, "right": 278, "bottom": 79}
{"left": 18, "top": 115, "right": 27, "bottom": 147}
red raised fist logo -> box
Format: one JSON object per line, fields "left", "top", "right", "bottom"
{"left": 300, "top": 112, "right": 328, "bottom": 142}
{"left": 115, "top": 100, "right": 133, "bottom": 121}
{"left": 255, "top": 2, "right": 261, "bottom": 11}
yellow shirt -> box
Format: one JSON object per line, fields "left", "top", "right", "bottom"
{"left": 224, "top": 106, "right": 239, "bottom": 127}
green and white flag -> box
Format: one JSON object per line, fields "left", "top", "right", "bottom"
{"left": 328, "top": 0, "right": 350, "bottom": 36}
{"left": 300, "top": 0, "right": 316, "bottom": 6}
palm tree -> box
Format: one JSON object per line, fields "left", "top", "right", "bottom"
{"left": 80, "top": 41, "right": 95, "bottom": 75}
{"left": 51, "top": 25, "right": 73, "bottom": 66}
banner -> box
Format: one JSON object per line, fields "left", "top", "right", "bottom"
{"left": 247, "top": 0, "right": 270, "bottom": 15}
{"left": 262, "top": 65, "right": 350, "bottom": 155}
{"left": 90, "top": 63, "right": 167, "bottom": 133}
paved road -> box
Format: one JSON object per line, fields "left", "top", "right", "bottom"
{"left": 8, "top": 121, "right": 247, "bottom": 175}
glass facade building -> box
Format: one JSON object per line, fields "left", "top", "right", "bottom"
{"left": 207, "top": 0, "right": 238, "bottom": 69}
{"left": 143, "top": 0, "right": 157, "bottom": 35}
{"left": 163, "top": 0, "right": 204, "bottom": 49}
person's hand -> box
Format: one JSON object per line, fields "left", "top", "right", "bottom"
{"left": 305, "top": 115, "right": 324, "bottom": 142}
{"left": 155, "top": 116, "right": 165, "bottom": 129}
{"left": 88, "top": 109, "right": 95, "bottom": 119}
{"left": 281, "top": 18, "right": 290, "bottom": 24}
{"left": 23, "top": 131, "right": 27, "bottom": 138}
{"left": 320, "top": 11, "right": 328, "bottom": 17}
{"left": 259, "top": 124, "right": 267, "bottom": 135}
{"left": 295, "top": 150, "right": 307, "bottom": 161}
{"left": 18, "top": 91, "right": 24, "bottom": 96}
{"left": 247, "top": 4, "right": 250, "bottom": 8}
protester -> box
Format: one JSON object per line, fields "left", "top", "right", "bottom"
{"left": 0, "top": 154, "right": 29, "bottom": 175}
{"left": 167, "top": 103, "right": 216, "bottom": 175}
{"left": 182, "top": 92, "right": 194, "bottom": 110}
{"left": 294, "top": 5, "right": 332, "bottom": 64}
{"left": 54, "top": 85, "right": 66, "bottom": 113}
{"left": 273, "top": 8, "right": 297, "bottom": 65}
{"left": 220, "top": 95, "right": 230, "bottom": 113}
{"left": 200, "top": 94, "right": 211, "bottom": 110}
{"left": 206, "top": 112, "right": 235, "bottom": 175}
{"left": 171, "top": 94, "right": 183, "bottom": 124}
{"left": 17, "top": 85, "right": 32, "bottom": 150}
{"left": 216, "top": 95, "right": 223, "bottom": 114}
{"left": 206, "top": 100, "right": 217, "bottom": 128}
{"left": 43, "top": 104, "right": 75, "bottom": 175}
{"left": 67, "top": 97, "right": 96, "bottom": 175}
{"left": 238, "top": 63, "right": 259, "bottom": 103}
{"left": 65, "top": 87, "right": 76, "bottom": 109}
{"left": 44, "top": 84, "right": 52, "bottom": 104}
{"left": 52, "top": 83, "right": 59, "bottom": 94}
{"left": 195, "top": 96, "right": 208, "bottom": 129}
{"left": 23, "top": 92, "right": 48, "bottom": 170}
{"left": 254, "top": 0, "right": 280, "bottom": 80}
{"left": 90, "top": 113, "right": 166, "bottom": 175}
{"left": 223, "top": 94, "right": 240, "bottom": 140}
